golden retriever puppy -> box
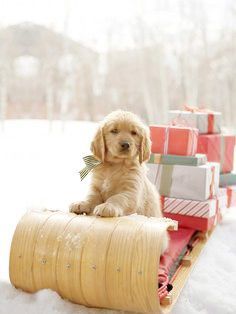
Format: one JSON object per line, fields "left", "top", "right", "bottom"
{"left": 70, "top": 110, "right": 168, "bottom": 250}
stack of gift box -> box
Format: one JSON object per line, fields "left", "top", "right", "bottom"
{"left": 148, "top": 107, "right": 236, "bottom": 233}
{"left": 169, "top": 108, "right": 236, "bottom": 209}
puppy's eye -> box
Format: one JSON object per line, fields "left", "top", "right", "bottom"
{"left": 131, "top": 130, "right": 137, "bottom": 136}
{"left": 111, "top": 128, "right": 119, "bottom": 134}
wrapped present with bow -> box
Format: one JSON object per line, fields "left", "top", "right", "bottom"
{"left": 161, "top": 196, "right": 217, "bottom": 232}
{"left": 197, "top": 134, "right": 236, "bottom": 173}
{"left": 169, "top": 105, "right": 221, "bottom": 134}
{"left": 149, "top": 125, "right": 198, "bottom": 156}
{"left": 147, "top": 162, "right": 220, "bottom": 202}
{"left": 148, "top": 153, "right": 207, "bottom": 167}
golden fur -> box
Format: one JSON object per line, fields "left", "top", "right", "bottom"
{"left": 70, "top": 110, "right": 168, "bottom": 251}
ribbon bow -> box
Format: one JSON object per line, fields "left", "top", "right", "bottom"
{"left": 79, "top": 155, "right": 102, "bottom": 181}
{"left": 184, "top": 104, "right": 213, "bottom": 114}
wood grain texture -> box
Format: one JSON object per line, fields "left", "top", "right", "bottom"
{"left": 9, "top": 210, "right": 175, "bottom": 313}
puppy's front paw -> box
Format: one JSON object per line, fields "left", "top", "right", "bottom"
{"left": 93, "top": 203, "right": 123, "bottom": 217}
{"left": 69, "top": 201, "right": 92, "bottom": 215}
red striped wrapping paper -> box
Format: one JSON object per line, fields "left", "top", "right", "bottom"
{"left": 161, "top": 196, "right": 217, "bottom": 232}
{"left": 162, "top": 197, "right": 216, "bottom": 218}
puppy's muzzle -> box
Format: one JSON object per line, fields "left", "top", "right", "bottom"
{"left": 120, "top": 141, "right": 130, "bottom": 151}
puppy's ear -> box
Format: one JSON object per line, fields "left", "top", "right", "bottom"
{"left": 139, "top": 127, "right": 151, "bottom": 164}
{"left": 90, "top": 125, "right": 105, "bottom": 162}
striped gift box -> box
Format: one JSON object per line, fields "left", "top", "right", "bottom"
{"left": 162, "top": 197, "right": 216, "bottom": 218}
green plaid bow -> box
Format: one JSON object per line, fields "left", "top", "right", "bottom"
{"left": 79, "top": 155, "right": 102, "bottom": 181}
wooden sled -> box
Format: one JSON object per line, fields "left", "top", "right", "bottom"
{"left": 9, "top": 210, "right": 210, "bottom": 313}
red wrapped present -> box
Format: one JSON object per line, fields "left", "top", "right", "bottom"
{"left": 197, "top": 134, "right": 235, "bottom": 173}
{"left": 161, "top": 196, "right": 217, "bottom": 218}
{"left": 150, "top": 125, "right": 198, "bottom": 156}
{"left": 226, "top": 185, "right": 236, "bottom": 208}
{"left": 161, "top": 196, "right": 216, "bottom": 232}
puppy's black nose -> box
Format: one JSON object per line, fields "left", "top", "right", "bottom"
{"left": 120, "top": 141, "right": 130, "bottom": 150}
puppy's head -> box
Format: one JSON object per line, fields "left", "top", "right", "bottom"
{"left": 91, "top": 110, "right": 151, "bottom": 164}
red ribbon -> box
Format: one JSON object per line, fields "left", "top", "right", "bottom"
{"left": 227, "top": 187, "right": 232, "bottom": 208}
{"left": 215, "top": 199, "right": 222, "bottom": 224}
{"left": 208, "top": 114, "right": 214, "bottom": 133}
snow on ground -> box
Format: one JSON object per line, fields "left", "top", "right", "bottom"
{"left": 0, "top": 120, "right": 235, "bottom": 314}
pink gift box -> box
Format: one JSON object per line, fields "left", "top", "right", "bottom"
{"left": 150, "top": 125, "right": 198, "bottom": 156}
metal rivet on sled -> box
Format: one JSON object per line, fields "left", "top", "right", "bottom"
{"left": 92, "top": 265, "right": 96, "bottom": 270}
{"left": 18, "top": 254, "right": 22, "bottom": 259}
{"left": 66, "top": 263, "right": 71, "bottom": 269}
{"left": 41, "top": 258, "right": 47, "bottom": 265}
{"left": 117, "top": 267, "right": 121, "bottom": 272}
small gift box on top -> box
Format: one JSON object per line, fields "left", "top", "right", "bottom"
{"left": 197, "top": 134, "right": 235, "bottom": 173}
{"left": 169, "top": 105, "right": 221, "bottom": 134}
{"left": 147, "top": 162, "right": 220, "bottom": 202}
{"left": 149, "top": 125, "right": 198, "bottom": 156}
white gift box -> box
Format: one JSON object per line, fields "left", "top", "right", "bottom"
{"left": 147, "top": 162, "right": 220, "bottom": 201}
{"left": 169, "top": 110, "right": 221, "bottom": 134}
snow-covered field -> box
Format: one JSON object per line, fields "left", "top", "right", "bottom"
{"left": 0, "top": 120, "right": 235, "bottom": 314}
